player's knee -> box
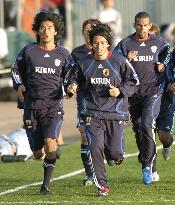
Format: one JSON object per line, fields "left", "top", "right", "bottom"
{"left": 158, "top": 131, "right": 174, "bottom": 147}
{"left": 33, "top": 150, "right": 44, "bottom": 159}
{"left": 44, "top": 138, "right": 57, "bottom": 158}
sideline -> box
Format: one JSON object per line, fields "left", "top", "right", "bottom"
{"left": 0, "top": 143, "right": 174, "bottom": 196}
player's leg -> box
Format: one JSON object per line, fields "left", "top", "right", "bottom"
{"left": 129, "top": 97, "right": 143, "bottom": 163}
{"left": 40, "top": 137, "right": 57, "bottom": 194}
{"left": 152, "top": 156, "right": 160, "bottom": 182}
{"left": 78, "top": 117, "right": 94, "bottom": 186}
{"left": 157, "top": 93, "right": 174, "bottom": 160}
{"left": 132, "top": 117, "right": 142, "bottom": 162}
{"left": 56, "top": 129, "right": 64, "bottom": 159}
{"left": 104, "top": 120, "right": 124, "bottom": 166}
{"left": 57, "top": 129, "right": 64, "bottom": 145}
{"left": 23, "top": 109, "right": 44, "bottom": 159}
{"left": 40, "top": 109, "right": 63, "bottom": 195}
{"left": 159, "top": 131, "right": 174, "bottom": 160}
{"left": 141, "top": 94, "right": 162, "bottom": 185}
{"left": 84, "top": 116, "right": 109, "bottom": 196}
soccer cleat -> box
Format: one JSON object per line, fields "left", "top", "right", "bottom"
{"left": 40, "top": 185, "right": 50, "bottom": 195}
{"left": 107, "top": 159, "right": 115, "bottom": 166}
{"left": 162, "top": 147, "right": 172, "bottom": 160}
{"left": 97, "top": 187, "right": 109, "bottom": 197}
{"left": 83, "top": 176, "right": 94, "bottom": 186}
{"left": 142, "top": 167, "right": 153, "bottom": 185}
{"left": 152, "top": 171, "right": 160, "bottom": 182}
{"left": 115, "top": 157, "right": 124, "bottom": 165}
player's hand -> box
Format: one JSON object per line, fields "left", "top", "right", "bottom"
{"left": 157, "top": 62, "right": 165, "bottom": 72}
{"left": 17, "top": 84, "right": 26, "bottom": 101}
{"left": 128, "top": 51, "right": 138, "bottom": 61}
{"left": 109, "top": 84, "right": 120, "bottom": 97}
{"left": 167, "top": 82, "right": 175, "bottom": 94}
{"left": 67, "top": 83, "right": 77, "bottom": 95}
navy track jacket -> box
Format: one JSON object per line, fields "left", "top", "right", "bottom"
{"left": 66, "top": 51, "right": 139, "bottom": 120}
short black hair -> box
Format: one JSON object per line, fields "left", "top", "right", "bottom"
{"left": 32, "top": 11, "right": 64, "bottom": 43}
{"left": 135, "top": 11, "right": 151, "bottom": 23}
{"left": 89, "top": 24, "right": 113, "bottom": 47}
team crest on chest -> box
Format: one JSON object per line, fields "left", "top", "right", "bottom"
{"left": 151, "top": 46, "right": 157, "bottom": 53}
{"left": 55, "top": 59, "right": 61, "bottom": 66}
{"left": 103, "top": 68, "right": 110, "bottom": 76}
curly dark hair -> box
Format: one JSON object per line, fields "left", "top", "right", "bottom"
{"left": 89, "top": 24, "right": 113, "bottom": 47}
{"left": 32, "top": 11, "right": 64, "bottom": 43}
{"left": 82, "top": 18, "right": 101, "bottom": 32}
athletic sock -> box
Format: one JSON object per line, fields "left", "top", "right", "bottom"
{"left": 42, "top": 158, "right": 56, "bottom": 188}
{"left": 81, "top": 144, "right": 93, "bottom": 178}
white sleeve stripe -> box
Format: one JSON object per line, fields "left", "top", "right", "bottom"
{"left": 126, "top": 59, "right": 140, "bottom": 85}
{"left": 12, "top": 70, "right": 22, "bottom": 84}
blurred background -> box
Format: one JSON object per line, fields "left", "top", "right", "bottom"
{"left": 0, "top": 0, "right": 175, "bottom": 140}
{"left": 0, "top": 0, "right": 175, "bottom": 63}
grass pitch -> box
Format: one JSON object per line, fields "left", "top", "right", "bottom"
{"left": 0, "top": 127, "right": 175, "bottom": 205}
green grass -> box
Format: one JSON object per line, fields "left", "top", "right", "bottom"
{"left": 0, "top": 127, "right": 175, "bottom": 205}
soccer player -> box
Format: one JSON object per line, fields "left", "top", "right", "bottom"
{"left": 149, "top": 24, "right": 174, "bottom": 162}
{"left": 66, "top": 24, "right": 138, "bottom": 196}
{"left": 158, "top": 49, "right": 175, "bottom": 160}
{"left": 71, "top": 18, "right": 101, "bottom": 186}
{"left": 11, "top": 11, "right": 72, "bottom": 195}
{"left": 114, "top": 12, "right": 171, "bottom": 185}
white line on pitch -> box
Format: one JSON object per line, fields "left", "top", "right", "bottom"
{"left": 0, "top": 143, "right": 174, "bottom": 196}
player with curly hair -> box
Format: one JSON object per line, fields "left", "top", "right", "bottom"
{"left": 11, "top": 11, "right": 72, "bottom": 195}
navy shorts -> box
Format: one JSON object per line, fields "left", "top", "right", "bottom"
{"left": 23, "top": 108, "right": 63, "bottom": 151}
{"left": 156, "top": 92, "right": 175, "bottom": 134}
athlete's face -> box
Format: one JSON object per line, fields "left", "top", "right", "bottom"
{"left": 134, "top": 17, "right": 152, "bottom": 39}
{"left": 92, "top": 35, "right": 110, "bottom": 60}
{"left": 38, "top": 21, "right": 57, "bottom": 45}
{"left": 83, "top": 23, "right": 93, "bottom": 45}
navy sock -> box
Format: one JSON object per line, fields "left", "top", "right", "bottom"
{"left": 43, "top": 158, "right": 56, "bottom": 188}
{"left": 81, "top": 144, "right": 93, "bottom": 178}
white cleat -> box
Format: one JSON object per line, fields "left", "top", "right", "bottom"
{"left": 152, "top": 171, "right": 160, "bottom": 182}
{"left": 162, "top": 147, "right": 172, "bottom": 160}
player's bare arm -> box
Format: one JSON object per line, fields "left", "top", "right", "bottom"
{"left": 17, "top": 84, "right": 26, "bottom": 101}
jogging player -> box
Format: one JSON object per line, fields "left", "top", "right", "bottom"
{"left": 114, "top": 12, "right": 171, "bottom": 185}
{"left": 66, "top": 24, "right": 138, "bottom": 196}
{"left": 149, "top": 24, "right": 174, "bottom": 162}
{"left": 71, "top": 18, "right": 101, "bottom": 186}
{"left": 11, "top": 11, "right": 72, "bottom": 195}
